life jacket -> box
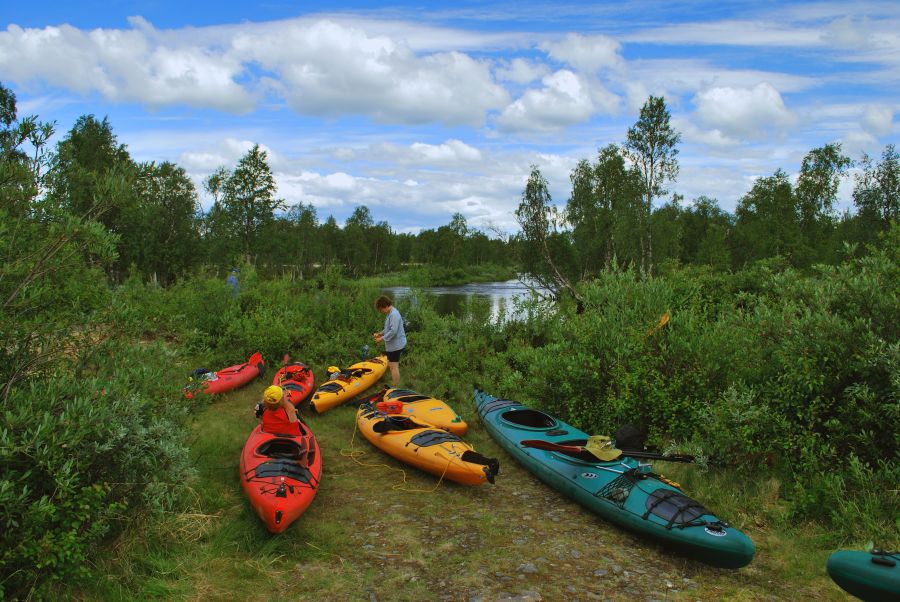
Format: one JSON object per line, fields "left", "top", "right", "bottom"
{"left": 262, "top": 407, "right": 301, "bottom": 436}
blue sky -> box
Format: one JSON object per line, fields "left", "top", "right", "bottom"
{"left": 2, "top": 1, "right": 898, "bottom": 233}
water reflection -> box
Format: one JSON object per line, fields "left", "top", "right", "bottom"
{"left": 382, "top": 278, "right": 547, "bottom": 321}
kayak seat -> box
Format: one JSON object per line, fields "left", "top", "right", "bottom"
{"left": 318, "top": 382, "right": 345, "bottom": 393}
{"left": 372, "top": 416, "right": 421, "bottom": 433}
{"left": 254, "top": 459, "right": 313, "bottom": 483}
{"left": 395, "top": 394, "right": 430, "bottom": 403}
{"left": 643, "top": 488, "right": 709, "bottom": 529}
{"left": 409, "top": 430, "right": 462, "bottom": 447}
{"left": 282, "top": 382, "right": 306, "bottom": 392}
{"left": 257, "top": 438, "right": 307, "bottom": 459}
{"left": 501, "top": 409, "right": 557, "bottom": 428}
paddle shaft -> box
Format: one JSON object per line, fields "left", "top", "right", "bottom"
{"left": 520, "top": 439, "right": 694, "bottom": 463}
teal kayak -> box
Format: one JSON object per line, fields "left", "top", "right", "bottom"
{"left": 827, "top": 550, "right": 899, "bottom": 601}
{"left": 474, "top": 387, "right": 755, "bottom": 569}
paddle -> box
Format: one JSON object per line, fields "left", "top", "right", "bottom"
{"left": 520, "top": 439, "right": 695, "bottom": 463}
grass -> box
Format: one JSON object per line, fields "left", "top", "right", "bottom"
{"left": 72, "top": 364, "right": 860, "bottom": 602}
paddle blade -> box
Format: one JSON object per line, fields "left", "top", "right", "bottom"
{"left": 585, "top": 435, "right": 623, "bottom": 461}
{"left": 646, "top": 311, "right": 671, "bottom": 337}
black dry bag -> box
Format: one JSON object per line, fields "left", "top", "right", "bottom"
{"left": 614, "top": 424, "right": 646, "bottom": 452}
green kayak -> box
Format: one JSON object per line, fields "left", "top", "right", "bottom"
{"left": 827, "top": 550, "right": 899, "bottom": 601}
{"left": 474, "top": 387, "right": 755, "bottom": 569}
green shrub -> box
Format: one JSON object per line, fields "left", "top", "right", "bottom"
{"left": 0, "top": 339, "right": 192, "bottom": 598}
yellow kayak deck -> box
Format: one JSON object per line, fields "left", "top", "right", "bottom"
{"left": 309, "top": 356, "right": 388, "bottom": 413}
{"left": 368, "top": 387, "right": 468, "bottom": 436}
{"left": 356, "top": 405, "right": 498, "bottom": 486}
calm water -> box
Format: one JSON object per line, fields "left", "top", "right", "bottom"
{"left": 382, "top": 278, "right": 546, "bottom": 321}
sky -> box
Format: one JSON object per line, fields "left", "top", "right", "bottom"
{"left": 2, "top": 1, "right": 898, "bottom": 234}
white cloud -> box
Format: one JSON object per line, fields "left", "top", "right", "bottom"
{"left": 494, "top": 57, "right": 549, "bottom": 84}
{"left": 495, "top": 70, "right": 596, "bottom": 132}
{"left": 235, "top": 19, "right": 510, "bottom": 126}
{"left": 824, "top": 15, "right": 873, "bottom": 50}
{"left": 0, "top": 23, "right": 256, "bottom": 112}
{"left": 0, "top": 18, "right": 511, "bottom": 125}
{"left": 861, "top": 105, "right": 894, "bottom": 137}
{"left": 408, "top": 139, "right": 482, "bottom": 163}
{"left": 540, "top": 33, "right": 624, "bottom": 74}
{"left": 674, "top": 117, "right": 738, "bottom": 148}
{"left": 178, "top": 138, "right": 278, "bottom": 175}
{"left": 627, "top": 59, "right": 816, "bottom": 97}
{"left": 624, "top": 20, "right": 823, "bottom": 48}
{"left": 692, "top": 83, "right": 796, "bottom": 140}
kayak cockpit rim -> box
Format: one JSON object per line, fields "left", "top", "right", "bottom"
{"left": 498, "top": 409, "right": 559, "bottom": 430}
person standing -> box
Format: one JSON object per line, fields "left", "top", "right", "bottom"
{"left": 226, "top": 267, "right": 239, "bottom": 297}
{"left": 373, "top": 295, "right": 406, "bottom": 386}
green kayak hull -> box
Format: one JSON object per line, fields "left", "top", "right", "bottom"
{"left": 475, "top": 388, "right": 755, "bottom": 569}
{"left": 827, "top": 550, "right": 899, "bottom": 602}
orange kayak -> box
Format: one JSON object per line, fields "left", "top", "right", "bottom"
{"left": 239, "top": 423, "right": 322, "bottom": 534}
{"left": 185, "top": 352, "right": 264, "bottom": 398}
{"left": 361, "top": 387, "right": 468, "bottom": 436}
{"left": 272, "top": 361, "right": 315, "bottom": 406}
{"left": 309, "top": 355, "right": 387, "bottom": 413}
{"left": 356, "top": 403, "right": 498, "bottom": 486}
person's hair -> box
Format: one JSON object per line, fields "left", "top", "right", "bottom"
{"left": 374, "top": 295, "right": 393, "bottom": 309}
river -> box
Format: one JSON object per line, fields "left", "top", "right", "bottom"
{"left": 381, "top": 278, "right": 547, "bottom": 321}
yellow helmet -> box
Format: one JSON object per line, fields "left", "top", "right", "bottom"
{"left": 263, "top": 385, "right": 283, "bottom": 408}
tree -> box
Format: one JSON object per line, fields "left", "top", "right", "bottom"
{"left": 680, "top": 196, "right": 733, "bottom": 269}
{"left": 319, "top": 216, "right": 341, "bottom": 266}
{"left": 566, "top": 144, "right": 643, "bottom": 274}
{"left": 515, "top": 166, "right": 581, "bottom": 305}
{"left": 0, "top": 85, "right": 118, "bottom": 399}
{"left": 343, "top": 205, "right": 374, "bottom": 275}
{"left": 795, "top": 143, "right": 851, "bottom": 264}
{"left": 46, "top": 115, "right": 133, "bottom": 218}
{"left": 120, "top": 161, "right": 200, "bottom": 283}
{"left": 43, "top": 115, "right": 137, "bottom": 279}
{"left": 288, "top": 202, "right": 320, "bottom": 276}
{"left": 218, "top": 144, "right": 285, "bottom": 263}
{"left": 623, "top": 96, "right": 681, "bottom": 272}
{"left": 853, "top": 144, "right": 899, "bottom": 235}
{"left": 733, "top": 169, "right": 801, "bottom": 266}
{"left": 650, "top": 195, "right": 683, "bottom": 267}
{"left": 369, "top": 220, "right": 396, "bottom": 273}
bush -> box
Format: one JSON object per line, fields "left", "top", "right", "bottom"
{"left": 0, "top": 339, "right": 192, "bottom": 598}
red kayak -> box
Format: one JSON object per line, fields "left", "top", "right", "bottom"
{"left": 240, "top": 423, "right": 322, "bottom": 533}
{"left": 272, "top": 361, "right": 315, "bottom": 406}
{"left": 184, "top": 352, "right": 265, "bottom": 398}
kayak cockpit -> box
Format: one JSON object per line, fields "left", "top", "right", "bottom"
{"left": 256, "top": 437, "right": 314, "bottom": 465}
{"left": 500, "top": 409, "right": 558, "bottom": 429}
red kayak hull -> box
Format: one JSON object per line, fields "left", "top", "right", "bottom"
{"left": 239, "top": 423, "right": 322, "bottom": 534}
{"left": 186, "top": 352, "right": 265, "bottom": 398}
{"left": 272, "top": 362, "right": 315, "bottom": 406}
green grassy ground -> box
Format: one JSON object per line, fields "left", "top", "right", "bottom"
{"left": 80, "top": 376, "right": 855, "bottom": 601}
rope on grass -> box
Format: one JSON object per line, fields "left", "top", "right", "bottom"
{"left": 339, "top": 414, "right": 450, "bottom": 493}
